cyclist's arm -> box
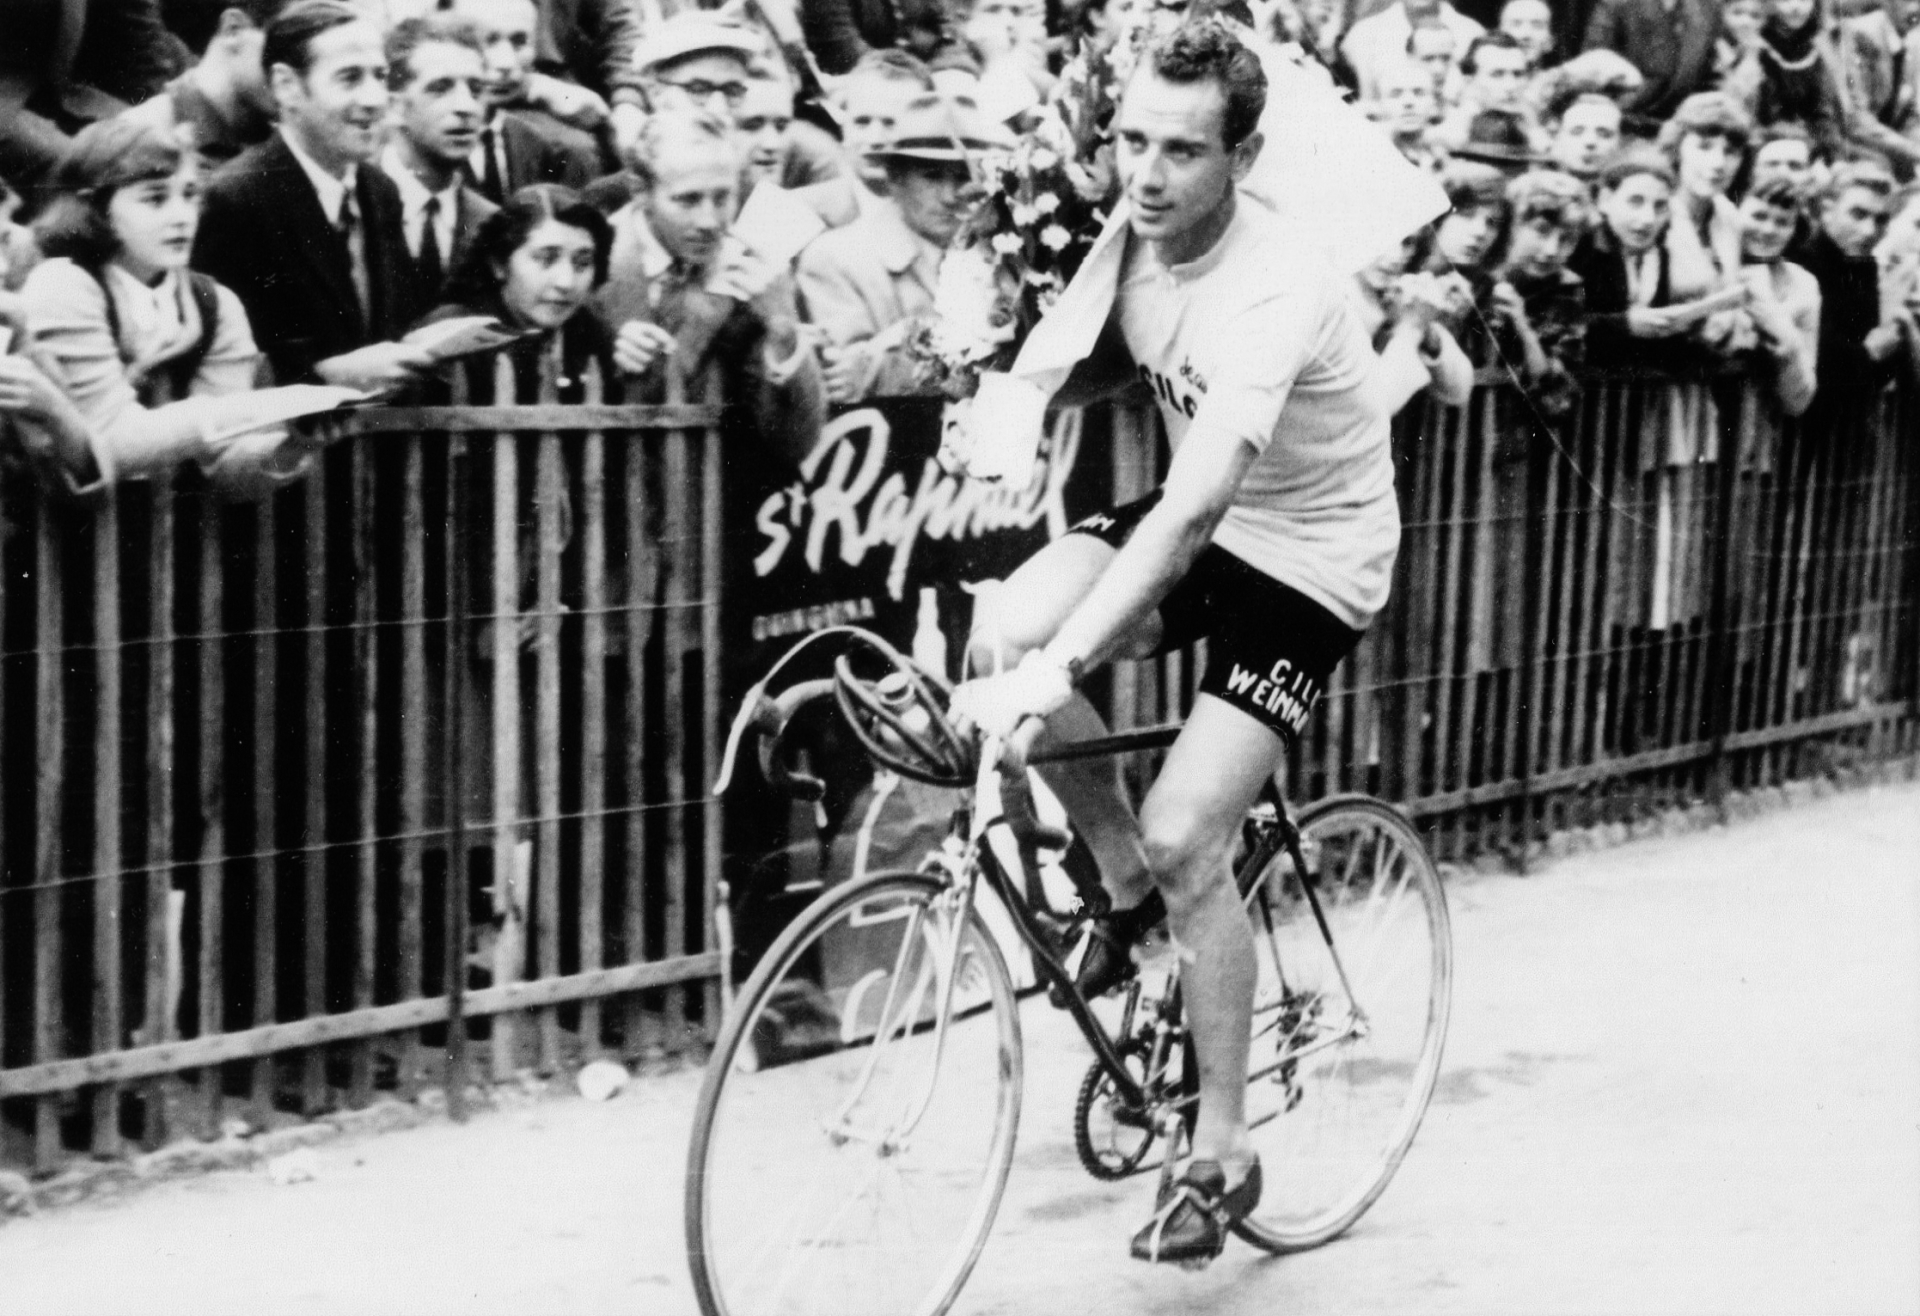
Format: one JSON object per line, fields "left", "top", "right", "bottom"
{"left": 1041, "top": 419, "right": 1261, "bottom": 674}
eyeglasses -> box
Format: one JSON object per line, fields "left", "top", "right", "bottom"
{"left": 658, "top": 78, "right": 750, "bottom": 108}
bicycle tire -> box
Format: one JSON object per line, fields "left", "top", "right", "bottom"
{"left": 1233, "top": 794, "right": 1452, "bottom": 1253}
{"left": 686, "top": 871, "right": 1024, "bottom": 1316}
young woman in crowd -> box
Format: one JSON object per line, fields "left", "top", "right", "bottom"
{"left": 1737, "top": 175, "right": 1822, "bottom": 413}
{"left": 1424, "top": 162, "right": 1514, "bottom": 366}
{"left": 20, "top": 118, "right": 315, "bottom": 499}
{"left": 1488, "top": 169, "right": 1590, "bottom": 416}
{"left": 414, "top": 184, "right": 619, "bottom": 404}
{"left": 1659, "top": 93, "right": 1753, "bottom": 302}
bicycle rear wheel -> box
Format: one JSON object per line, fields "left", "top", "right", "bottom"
{"left": 1234, "top": 794, "right": 1451, "bottom": 1252}
{"left": 686, "top": 871, "right": 1023, "bottom": 1316}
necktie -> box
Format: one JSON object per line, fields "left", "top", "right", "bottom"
{"left": 338, "top": 189, "right": 370, "bottom": 324}
{"left": 480, "top": 125, "right": 505, "bottom": 204}
{"left": 418, "top": 195, "right": 444, "bottom": 301}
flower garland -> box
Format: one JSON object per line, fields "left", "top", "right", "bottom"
{"left": 910, "top": 20, "right": 1148, "bottom": 396}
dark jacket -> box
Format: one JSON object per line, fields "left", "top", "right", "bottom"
{"left": 535, "top": 0, "right": 645, "bottom": 100}
{"left": 1794, "top": 230, "right": 1893, "bottom": 400}
{"left": 0, "top": 0, "right": 184, "bottom": 188}
{"left": 1582, "top": 0, "right": 1720, "bottom": 124}
{"left": 193, "top": 135, "right": 412, "bottom": 384}
{"left": 1569, "top": 226, "right": 1677, "bottom": 372}
{"left": 474, "top": 111, "right": 598, "bottom": 205}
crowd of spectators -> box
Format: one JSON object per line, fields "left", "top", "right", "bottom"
{"left": 0, "top": 0, "right": 1917, "bottom": 502}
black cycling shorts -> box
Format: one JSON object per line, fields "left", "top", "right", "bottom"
{"left": 1064, "top": 492, "right": 1364, "bottom": 745}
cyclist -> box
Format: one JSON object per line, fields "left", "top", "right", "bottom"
{"left": 949, "top": 19, "right": 1401, "bottom": 1266}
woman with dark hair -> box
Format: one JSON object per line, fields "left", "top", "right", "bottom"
{"left": 20, "top": 117, "right": 315, "bottom": 497}
{"left": 1423, "top": 161, "right": 1514, "bottom": 367}
{"left": 414, "top": 184, "right": 620, "bottom": 403}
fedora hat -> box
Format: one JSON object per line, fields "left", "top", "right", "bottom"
{"left": 1452, "top": 109, "right": 1546, "bottom": 169}
{"left": 867, "top": 93, "right": 1015, "bottom": 163}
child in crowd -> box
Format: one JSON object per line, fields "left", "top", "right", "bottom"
{"left": 1488, "top": 169, "right": 1590, "bottom": 414}
{"left": 1375, "top": 57, "right": 1447, "bottom": 170}
{"left": 1737, "top": 175, "right": 1822, "bottom": 413}
{"left": 1544, "top": 88, "right": 1624, "bottom": 182}
{"left": 20, "top": 119, "right": 320, "bottom": 498}
{"left": 1569, "top": 147, "right": 1688, "bottom": 369}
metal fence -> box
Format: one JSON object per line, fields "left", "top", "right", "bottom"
{"left": 1, "top": 367, "right": 1914, "bottom": 1172}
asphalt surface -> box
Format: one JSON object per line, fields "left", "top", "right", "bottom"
{"left": 3, "top": 780, "right": 1917, "bottom": 1316}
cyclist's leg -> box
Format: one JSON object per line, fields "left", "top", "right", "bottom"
{"left": 968, "top": 533, "right": 1160, "bottom": 906}
{"left": 1136, "top": 694, "right": 1287, "bottom": 1174}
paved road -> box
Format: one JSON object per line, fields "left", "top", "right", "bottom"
{"left": 4, "top": 782, "right": 1918, "bottom": 1316}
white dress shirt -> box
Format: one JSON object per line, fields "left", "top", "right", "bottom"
{"left": 381, "top": 144, "right": 461, "bottom": 261}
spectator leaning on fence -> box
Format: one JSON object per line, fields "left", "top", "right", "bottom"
{"left": 1658, "top": 91, "right": 1752, "bottom": 357}
{"left": 797, "top": 92, "right": 1010, "bottom": 405}
{"left": 1737, "top": 174, "right": 1822, "bottom": 413}
{"left": 1797, "top": 159, "right": 1912, "bottom": 396}
{"left": 1486, "top": 168, "right": 1589, "bottom": 416}
{"left": 193, "top": 0, "right": 435, "bottom": 391}
{"left": 119, "top": 0, "right": 283, "bottom": 166}
{"left": 19, "top": 118, "right": 317, "bottom": 498}
{"left": 1423, "top": 161, "right": 1512, "bottom": 361}
{"left": 1352, "top": 229, "right": 1476, "bottom": 411}
{"left": 1568, "top": 147, "right": 1684, "bottom": 369}
{"left": 380, "top": 16, "right": 501, "bottom": 316}
{"left": 413, "top": 184, "right": 617, "bottom": 403}
{"left": 595, "top": 109, "right": 823, "bottom": 467}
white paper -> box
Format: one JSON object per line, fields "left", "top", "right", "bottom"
{"left": 199, "top": 384, "right": 369, "bottom": 444}
{"left": 974, "top": 63, "right": 1042, "bottom": 124}
{"left": 732, "top": 183, "right": 828, "bottom": 268}
{"left": 962, "top": 371, "right": 1051, "bottom": 484}
{"left": 402, "top": 315, "right": 529, "bottom": 362}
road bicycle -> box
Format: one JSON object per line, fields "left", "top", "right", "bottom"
{"left": 686, "top": 628, "right": 1452, "bottom": 1316}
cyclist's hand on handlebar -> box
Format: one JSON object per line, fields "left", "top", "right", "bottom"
{"left": 949, "top": 651, "right": 1076, "bottom": 742}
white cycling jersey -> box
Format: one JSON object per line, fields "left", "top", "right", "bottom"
{"left": 1115, "top": 197, "right": 1400, "bottom": 630}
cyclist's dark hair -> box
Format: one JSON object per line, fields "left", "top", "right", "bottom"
{"left": 265, "top": 0, "right": 364, "bottom": 79}
{"left": 386, "top": 15, "right": 486, "bottom": 91}
{"left": 1138, "top": 19, "right": 1267, "bottom": 150}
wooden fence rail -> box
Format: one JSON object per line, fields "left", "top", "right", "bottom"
{"left": 1, "top": 369, "right": 1914, "bottom": 1173}
{"left": 1, "top": 400, "right": 725, "bottom": 1171}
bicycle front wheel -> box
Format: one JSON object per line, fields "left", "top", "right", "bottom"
{"left": 1235, "top": 795, "right": 1452, "bottom": 1253}
{"left": 686, "top": 871, "right": 1023, "bottom": 1316}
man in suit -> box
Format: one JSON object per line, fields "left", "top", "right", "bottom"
{"left": 0, "top": 0, "right": 186, "bottom": 194}
{"left": 380, "top": 15, "right": 501, "bottom": 317}
{"left": 194, "top": 0, "right": 434, "bottom": 389}
{"left": 451, "top": 0, "right": 605, "bottom": 199}
{"left": 1580, "top": 0, "right": 1719, "bottom": 128}
{"left": 597, "top": 109, "right": 823, "bottom": 468}
{"left": 797, "top": 92, "right": 1009, "bottom": 403}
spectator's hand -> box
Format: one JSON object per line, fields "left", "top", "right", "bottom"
{"left": 818, "top": 343, "right": 868, "bottom": 406}
{"left": 613, "top": 320, "right": 677, "bottom": 376}
{"left": 0, "top": 355, "right": 65, "bottom": 418}
{"left": 707, "top": 249, "right": 785, "bottom": 314}
{"left": 1489, "top": 281, "right": 1532, "bottom": 332}
{"left": 526, "top": 72, "right": 610, "bottom": 129}
{"left": 1626, "top": 307, "right": 1685, "bottom": 338}
{"left": 313, "top": 342, "right": 435, "bottom": 394}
